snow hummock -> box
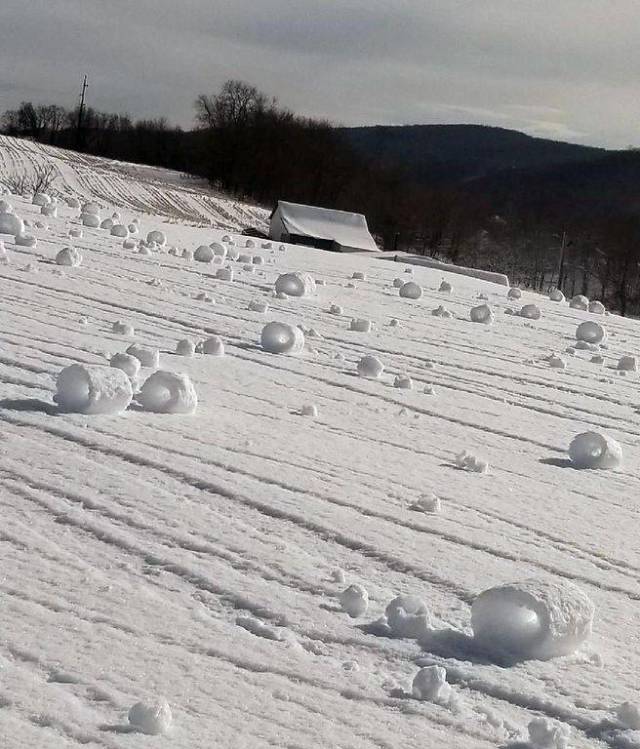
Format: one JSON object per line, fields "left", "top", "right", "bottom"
{"left": 527, "top": 717, "right": 571, "bottom": 749}
{"left": 261, "top": 322, "right": 304, "bottom": 355}
{"left": 439, "top": 280, "right": 452, "bottom": 293}
{"left": 385, "top": 594, "right": 431, "bottom": 638}
{"left": 128, "top": 699, "right": 173, "bottom": 735}
{"left": 357, "top": 355, "right": 384, "bottom": 379}
{"left": 412, "top": 666, "right": 451, "bottom": 705}
{"left": 56, "top": 247, "right": 82, "bottom": 267}
{"left": 54, "top": 364, "right": 133, "bottom": 414}
{"left": 339, "top": 584, "right": 369, "bottom": 618}
{"left": 470, "top": 304, "right": 494, "bottom": 324}
{"left": 472, "top": 579, "right": 594, "bottom": 660}
{"left": 137, "top": 370, "right": 198, "bottom": 414}
{"left": 275, "top": 272, "right": 316, "bottom": 297}
{"left": 569, "top": 431, "right": 622, "bottom": 470}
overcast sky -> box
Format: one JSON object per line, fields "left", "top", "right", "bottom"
{"left": 3, "top": 0, "right": 639, "bottom": 148}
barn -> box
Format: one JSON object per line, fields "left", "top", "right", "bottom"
{"left": 269, "top": 200, "right": 379, "bottom": 253}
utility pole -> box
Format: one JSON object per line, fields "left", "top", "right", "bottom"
{"left": 76, "top": 74, "right": 88, "bottom": 149}
{"left": 557, "top": 230, "right": 567, "bottom": 290}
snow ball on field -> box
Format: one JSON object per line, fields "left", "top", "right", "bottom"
{"left": 339, "top": 584, "right": 369, "bottom": 618}
{"left": 424, "top": 384, "right": 436, "bottom": 395}
{"left": 477, "top": 292, "right": 489, "bottom": 300}
{"left": 617, "top": 702, "right": 640, "bottom": 730}
{"left": 226, "top": 247, "right": 239, "bottom": 261}
{"left": 32, "top": 192, "right": 51, "bottom": 207}
{"left": 81, "top": 212, "right": 101, "bottom": 228}
{"left": 352, "top": 271, "right": 366, "bottom": 280}
{"left": 411, "top": 493, "right": 441, "bottom": 513}
{"left": 548, "top": 354, "right": 567, "bottom": 369}
{"left": 412, "top": 666, "right": 451, "bottom": 704}
{"left": 331, "top": 568, "right": 346, "bottom": 583}
{"left": 576, "top": 321, "right": 606, "bottom": 344}
{"left": 100, "top": 218, "right": 114, "bottom": 230}
{"left": 110, "top": 224, "right": 128, "bottom": 237}
{"left": 301, "top": 403, "right": 318, "bottom": 417}
{"left": 329, "top": 304, "right": 343, "bottom": 315}
{"left": 357, "top": 355, "right": 384, "bottom": 379}
{"left": 216, "top": 267, "right": 233, "bottom": 281}
{"left": 242, "top": 263, "right": 254, "bottom": 273}
{"left": 350, "top": 318, "right": 372, "bottom": 333}
{"left": 210, "top": 241, "right": 227, "bottom": 258}
{"left": 432, "top": 305, "right": 453, "bottom": 318}
{"left": 589, "top": 300, "right": 605, "bottom": 314}
{"left": 385, "top": 594, "right": 431, "bottom": 638}
{"left": 194, "top": 245, "right": 214, "bottom": 262}
{"left": 15, "top": 232, "right": 37, "bottom": 247}
{"left": 590, "top": 354, "right": 605, "bottom": 365}
{"left": 394, "top": 374, "right": 413, "bottom": 390}
{"left": 195, "top": 292, "right": 214, "bottom": 303}
{"left": 175, "top": 338, "right": 196, "bottom": 357}
{"left": 570, "top": 294, "right": 589, "bottom": 310}
{"left": 252, "top": 255, "right": 264, "bottom": 265}
{"left": 110, "top": 353, "right": 141, "bottom": 383}
{"left": 83, "top": 201, "right": 100, "bottom": 216}
{"left": 248, "top": 299, "right": 269, "bottom": 313}
{"left": 221, "top": 234, "right": 232, "bottom": 242}
{"left": 113, "top": 321, "right": 135, "bottom": 336}
{"left": 470, "top": 304, "right": 495, "bottom": 324}
{"left": 389, "top": 318, "right": 400, "bottom": 327}
{"left": 528, "top": 718, "right": 570, "bottom": 749}
{"left": 69, "top": 227, "right": 83, "bottom": 238}
{"left": 34, "top": 220, "right": 47, "bottom": 229}
{"left": 56, "top": 247, "right": 82, "bottom": 267}
{"left": 569, "top": 431, "right": 622, "bottom": 470}
{"left": 439, "top": 280, "right": 452, "bottom": 293}
{"left": 261, "top": 321, "right": 305, "bottom": 355}
{"left": 245, "top": 238, "right": 256, "bottom": 248}
{"left": 128, "top": 699, "right": 173, "bottom": 736}
{"left": 392, "top": 277, "right": 405, "bottom": 288}
{"left": 618, "top": 355, "right": 637, "bottom": 372}
{"left": 275, "top": 271, "right": 316, "bottom": 297}
{"left": 66, "top": 196, "right": 80, "bottom": 209}
{"left": 126, "top": 343, "right": 159, "bottom": 369}
{"left": 137, "top": 370, "right": 197, "bottom": 414}
{"left": 54, "top": 364, "right": 133, "bottom": 414}
{"left": 182, "top": 248, "right": 193, "bottom": 261}
{"left": 399, "top": 281, "right": 422, "bottom": 299}
{"left": 147, "top": 230, "right": 166, "bottom": 246}
{"left": 238, "top": 253, "right": 252, "bottom": 264}
{"left": 41, "top": 203, "right": 57, "bottom": 217}
{"left": 123, "top": 238, "right": 136, "bottom": 249}
{"left": 404, "top": 267, "right": 413, "bottom": 274}
{"left": 549, "top": 288, "right": 565, "bottom": 302}
{"left": 0, "top": 200, "right": 12, "bottom": 213}
{"left": 0, "top": 212, "right": 24, "bottom": 235}
{"left": 472, "top": 579, "right": 594, "bottom": 660}
{"left": 455, "top": 451, "right": 489, "bottom": 473}
{"left": 519, "top": 304, "right": 541, "bottom": 320}
{"left": 200, "top": 336, "right": 225, "bottom": 356}
{"left": 507, "top": 287, "right": 522, "bottom": 299}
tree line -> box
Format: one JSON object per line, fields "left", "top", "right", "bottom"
{"left": 3, "top": 81, "right": 640, "bottom": 315}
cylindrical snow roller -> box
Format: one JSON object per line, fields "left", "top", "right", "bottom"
{"left": 54, "top": 364, "right": 133, "bottom": 414}
{"left": 569, "top": 431, "right": 622, "bottom": 469}
{"left": 471, "top": 579, "right": 594, "bottom": 660}
{"left": 137, "top": 370, "right": 198, "bottom": 414}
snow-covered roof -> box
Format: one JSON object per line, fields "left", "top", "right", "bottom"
{"left": 274, "top": 200, "right": 379, "bottom": 252}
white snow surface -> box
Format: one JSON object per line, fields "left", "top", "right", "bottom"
{"left": 1, "top": 137, "right": 640, "bottom": 748}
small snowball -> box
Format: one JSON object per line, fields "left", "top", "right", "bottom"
{"left": 404, "top": 267, "right": 413, "bottom": 274}
{"left": 112, "top": 321, "right": 135, "bottom": 336}
{"left": 618, "top": 355, "right": 637, "bottom": 372}
{"left": 67, "top": 196, "right": 81, "bottom": 209}
{"left": 301, "top": 403, "right": 318, "bottom": 417}
{"left": 69, "top": 227, "right": 83, "bottom": 238}
{"left": 194, "top": 245, "right": 214, "bottom": 262}
{"left": 350, "top": 318, "right": 372, "bottom": 333}
{"left": 32, "top": 192, "right": 50, "bottom": 207}
{"left": 423, "top": 384, "right": 436, "bottom": 395}
{"left": 617, "top": 702, "right": 640, "bottom": 730}
{"left": 54, "top": 364, "right": 133, "bottom": 414}
{"left": 352, "top": 271, "right": 366, "bottom": 280}
{"left": 128, "top": 223, "right": 138, "bottom": 234}
{"left": 245, "top": 239, "right": 256, "bottom": 248}
{"left": 394, "top": 374, "right": 413, "bottom": 390}
{"left": 216, "top": 267, "right": 234, "bottom": 282}
{"left": 248, "top": 299, "right": 269, "bottom": 313}
{"left": 56, "top": 247, "right": 82, "bottom": 267}
{"left": 439, "top": 280, "right": 452, "bottom": 293}
{"left": 182, "top": 248, "right": 193, "bottom": 261}
{"left": 548, "top": 355, "right": 567, "bottom": 369}
{"left": 275, "top": 272, "right": 316, "bottom": 297}
{"left": 81, "top": 212, "right": 101, "bottom": 228}
{"left": 252, "top": 255, "right": 264, "bottom": 265}
{"left": 357, "top": 355, "right": 384, "bottom": 379}
{"left": 389, "top": 318, "right": 400, "bottom": 327}
{"left": 432, "top": 305, "right": 453, "bottom": 318}
{"left": 590, "top": 354, "right": 605, "bottom": 365}
{"left": 41, "top": 203, "right": 57, "bottom": 218}
{"left": 339, "top": 584, "right": 369, "bottom": 618}
{"left": 260, "top": 322, "right": 305, "bottom": 355}
{"left": 123, "top": 238, "right": 136, "bottom": 249}
{"left": 126, "top": 343, "right": 159, "bottom": 369}
{"left": 82, "top": 201, "right": 100, "bottom": 216}
{"left": 549, "top": 288, "right": 565, "bottom": 302}
{"left": 331, "top": 568, "right": 346, "bottom": 583}
{"left": 412, "top": 666, "right": 451, "bottom": 704}
{"left": 137, "top": 370, "right": 198, "bottom": 414}
{"left": 569, "top": 431, "right": 622, "bottom": 470}
{"left": 392, "top": 277, "right": 405, "bottom": 288}
{"left": 399, "top": 281, "right": 423, "bottom": 299}
{"left": 520, "top": 304, "right": 541, "bottom": 320}
{"left": 147, "top": 230, "right": 166, "bottom": 246}
{"left": 385, "top": 594, "right": 430, "bottom": 638}
{"left": 411, "top": 493, "right": 441, "bottom": 513}
{"left": 200, "top": 336, "right": 225, "bottom": 356}
{"left": 589, "top": 300, "right": 605, "bottom": 314}
{"left": 470, "top": 303, "right": 495, "bottom": 324}
{"left": 329, "top": 304, "right": 343, "bottom": 315}
{"left": 455, "top": 451, "right": 489, "bottom": 473}
{"left": 507, "top": 287, "right": 522, "bottom": 299}
{"left": 176, "top": 338, "right": 196, "bottom": 357}
{"left": 128, "top": 699, "right": 172, "bottom": 736}
{"left": 110, "top": 353, "right": 141, "bottom": 383}
{"left": 110, "top": 224, "right": 129, "bottom": 237}
{"left": 528, "top": 718, "right": 570, "bottom": 749}
{"left": 570, "top": 294, "right": 589, "bottom": 311}
{"left": 100, "top": 218, "right": 114, "bottom": 230}
{"left": 15, "top": 233, "right": 37, "bottom": 247}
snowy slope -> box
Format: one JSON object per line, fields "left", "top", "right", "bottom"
{"left": 1, "top": 139, "right": 640, "bottom": 749}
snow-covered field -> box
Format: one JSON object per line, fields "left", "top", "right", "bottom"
{"left": 1, "top": 137, "right": 640, "bottom": 748}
